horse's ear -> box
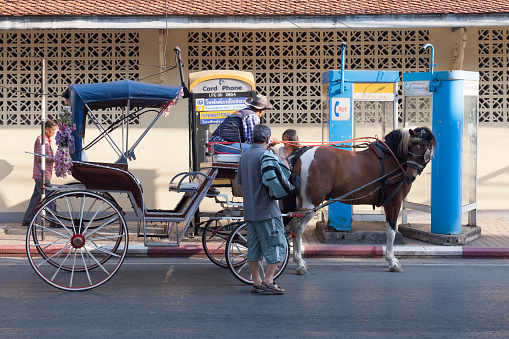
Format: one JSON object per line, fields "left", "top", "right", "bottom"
{"left": 409, "top": 129, "right": 416, "bottom": 137}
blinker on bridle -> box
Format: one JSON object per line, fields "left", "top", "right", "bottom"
{"left": 406, "top": 136, "right": 433, "bottom": 173}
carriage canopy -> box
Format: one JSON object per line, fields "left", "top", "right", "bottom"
{"left": 69, "top": 80, "right": 183, "bottom": 161}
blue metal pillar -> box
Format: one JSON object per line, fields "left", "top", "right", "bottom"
{"left": 431, "top": 75, "right": 463, "bottom": 234}
{"left": 322, "top": 70, "right": 354, "bottom": 231}
{"left": 430, "top": 71, "right": 479, "bottom": 234}
{"left": 403, "top": 70, "right": 479, "bottom": 235}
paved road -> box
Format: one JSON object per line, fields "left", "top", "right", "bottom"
{"left": 1, "top": 257, "right": 509, "bottom": 338}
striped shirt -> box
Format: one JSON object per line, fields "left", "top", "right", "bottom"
{"left": 242, "top": 113, "right": 260, "bottom": 144}
{"left": 32, "top": 135, "right": 54, "bottom": 181}
{"left": 209, "top": 110, "right": 260, "bottom": 144}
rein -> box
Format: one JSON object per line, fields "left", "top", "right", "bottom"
{"left": 280, "top": 137, "right": 408, "bottom": 174}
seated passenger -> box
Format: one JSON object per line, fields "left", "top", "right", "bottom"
{"left": 277, "top": 128, "right": 300, "bottom": 167}
{"left": 208, "top": 94, "right": 273, "bottom": 154}
{"left": 277, "top": 129, "right": 300, "bottom": 224}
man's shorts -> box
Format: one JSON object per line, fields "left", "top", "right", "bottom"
{"left": 246, "top": 216, "right": 287, "bottom": 264}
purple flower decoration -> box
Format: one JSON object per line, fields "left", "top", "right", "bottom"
{"left": 54, "top": 106, "right": 75, "bottom": 178}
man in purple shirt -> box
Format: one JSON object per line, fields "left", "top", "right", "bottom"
{"left": 22, "top": 120, "right": 57, "bottom": 226}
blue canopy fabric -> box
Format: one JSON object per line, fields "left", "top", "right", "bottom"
{"left": 69, "top": 80, "right": 183, "bottom": 161}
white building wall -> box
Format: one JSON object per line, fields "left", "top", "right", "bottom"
{"left": 0, "top": 27, "right": 508, "bottom": 221}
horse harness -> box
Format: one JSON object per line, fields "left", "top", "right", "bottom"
{"left": 369, "top": 138, "right": 432, "bottom": 208}
{"left": 368, "top": 142, "right": 405, "bottom": 207}
{"left": 287, "top": 146, "right": 314, "bottom": 171}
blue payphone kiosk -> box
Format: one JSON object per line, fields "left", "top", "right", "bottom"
{"left": 402, "top": 45, "right": 479, "bottom": 235}
{"left": 322, "top": 67, "right": 399, "bottom": 231}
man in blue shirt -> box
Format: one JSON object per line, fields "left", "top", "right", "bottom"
{"left": 208, "top": 94, "right": 273, "bottom": 154}
{"left": 236, "top": 124, "right": 286, "bottom": 294}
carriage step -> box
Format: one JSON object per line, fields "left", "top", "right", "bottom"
{"left": 144, "top": 241, "right": 180, "bottom": 248}
{"left": 140, "top": 221, "right": 192, "bottom": 244}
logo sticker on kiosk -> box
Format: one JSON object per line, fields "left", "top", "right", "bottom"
{"left": 331, "top": 98, "right": 351, "bottom": 121}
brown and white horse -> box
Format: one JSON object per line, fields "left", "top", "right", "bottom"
{"left": 291, "top": 127, "right": 436, "bottom": 274}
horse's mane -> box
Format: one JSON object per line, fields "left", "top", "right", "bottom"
{"left": 383, "top": 127, "right": 436, "bottom": 157}
{"left": 383, "top": 128, "right": 411, "bottom": 157}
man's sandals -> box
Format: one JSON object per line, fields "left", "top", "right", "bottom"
{"left": 251, "top": 281, "right": 285, "bottom": 295}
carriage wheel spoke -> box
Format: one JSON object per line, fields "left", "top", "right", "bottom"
{"left": 38, "top": 244, "right": 72, "bottom": 268}
{"left": 83, "top": 247, "right": 110, "bottom": 274}
{"left": 82, "top": 200, "right": 105, "bottom": 234}
{"left": 84, "top": 215, "right": 120, "bottom": 237}
{"left": 80, "top": 249, "right": 93, "bottom": 286}
{"left": 88, "top": 240, "right": 122, "bottom": 258}
{"left": 50, "top": 249, "right": 73, "bottom": 281}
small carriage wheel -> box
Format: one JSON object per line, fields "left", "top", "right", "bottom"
{"left": 202, "top": 219, "right": 243, "bottom": 268}
{"left": 26, "top": 190, "right": 128, "bottom": 291}
{"left": 225, "top": 223, "right": 289, "bottom": 285}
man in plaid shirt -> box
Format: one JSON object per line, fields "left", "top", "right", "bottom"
{"left": 22, "top": 120, "right": 58, "bottom": 226}
{"left": 208, "top": 94, "right": 274, "bottom": 154}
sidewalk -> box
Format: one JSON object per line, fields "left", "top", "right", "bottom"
{"left": 1, "top": 218, "right": 509, "bottom": 259}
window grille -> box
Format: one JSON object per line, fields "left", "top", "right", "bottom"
{"left": 478, "top": 29, "right": 509, "bottom": 123}
{"left": 188, "top": 29, "right": 430, "bottom": 124}
{"left": 0, "top": 30, "right": 140, "bottom": 126}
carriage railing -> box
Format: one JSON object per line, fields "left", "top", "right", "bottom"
{"left": 79, "top": 105, "right": 160, "bottom": 154}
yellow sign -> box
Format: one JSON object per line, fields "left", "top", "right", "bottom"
{"left": 199, "top": 111, "right": 237, "bottom": 125}
{"left": 353, "top": 83, "right": 395, "bottom": 100}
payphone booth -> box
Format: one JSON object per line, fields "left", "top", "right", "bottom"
{"left": 322, "top": 70, "right": 399, "bottom": 231}
{"left": 402, "top": 71, "right": 479, "bottom": 235}
{"left": 188, "top": 70, "right": 255, "bottom": 171}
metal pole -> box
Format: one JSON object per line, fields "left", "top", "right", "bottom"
{"left": 339, "top": 43, "right": 346, "bottom": 94}
{"left": 40, "top": 59, "right": 46, "bottom": 232}
{"left": 41, "top": 59, "right": 46, "bottom": 193}
{"left": 423, "top": 44, "right": 436, "bottom": 92}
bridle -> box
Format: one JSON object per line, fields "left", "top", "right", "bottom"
{"left": 405, "top": 137, "right": 433, "bottom": 175}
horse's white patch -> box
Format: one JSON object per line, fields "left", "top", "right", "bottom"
{"left": 298, "top": 147, "right": 317, "bottom": 208}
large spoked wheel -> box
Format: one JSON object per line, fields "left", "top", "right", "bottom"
{"left": 26, "top": 190, "right": 129, "bottom": 291}
{"left": 225, "top": 223, "right": 289, "bottom": 285}
{"left": 202, "top": 219, "right": 243, "bottom": 268}
{"left": 46, "top": 185, "right": 119, "bottom": 227}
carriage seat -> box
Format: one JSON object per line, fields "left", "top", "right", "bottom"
{"left": 145, "top": 167, "right": 217, "bottom": 222}
{"left": 168, "top": 171, "right": 212, "bottom": 193}
{"left": 215, "top": 153, "right": 241, "bottom": 163}
{"left": 70, "top": 161, "right": 144, "bottom": 210}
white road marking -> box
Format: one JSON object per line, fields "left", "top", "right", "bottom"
{"left": 163, "top": 265, "right": 174, "bottom": 283}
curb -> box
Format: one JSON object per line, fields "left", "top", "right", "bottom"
{"left": 462, "top": 247, "right": 509, "bottom": 259}
{"left": 303, "top": 245, "right": 384, "bottom": 258}
{"left": 3, "top": 244, "right": 509, "bottom": 259}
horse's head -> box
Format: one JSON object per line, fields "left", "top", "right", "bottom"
{"left": 404, "top": 127, "right": 436, "bottom": 184}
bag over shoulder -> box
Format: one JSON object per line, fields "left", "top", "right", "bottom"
{"left": 260, "top": 150, "right": 300, "bottom": 199}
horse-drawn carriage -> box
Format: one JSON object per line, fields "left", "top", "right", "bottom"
{"left": 25, "top": 75, "right": 295, "bottom": 291}
{"left": 25, "top": 54, "right": 436, "bottom": 291}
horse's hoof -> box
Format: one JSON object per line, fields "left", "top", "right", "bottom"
{"left": 296, "top": 267, "right": 309, "bottom": 275}
{"left": 389, "top": 265, "right": 403, "bottom": 272}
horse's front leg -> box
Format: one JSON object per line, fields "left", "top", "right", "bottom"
{"left": 385, "top": 219, "right": 402, "bottom": 272}
{"left": 292, "top": 212, "right": 314, "bottom": 275}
